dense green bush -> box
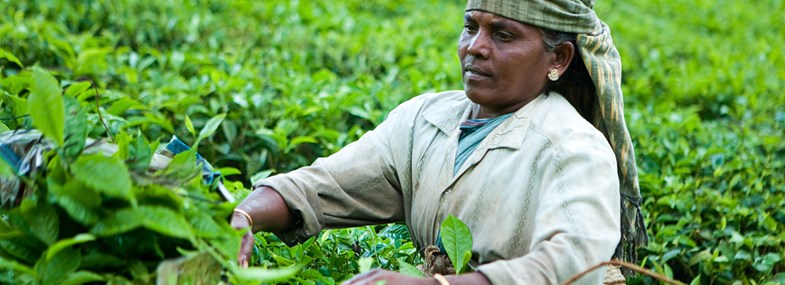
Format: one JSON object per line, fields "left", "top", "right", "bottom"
{"left": 1, "top": 0, "right": 783, "bottom": 284}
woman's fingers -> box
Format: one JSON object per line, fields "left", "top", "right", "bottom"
{"left": 237, "top": 230, "right": 254, "bottom": 268}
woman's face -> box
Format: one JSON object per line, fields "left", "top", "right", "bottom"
{"left": 458, "top": 10, "right": 555, "bottom": 118}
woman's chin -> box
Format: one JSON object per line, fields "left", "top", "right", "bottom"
{"left": 464, "top": 88, "right": 492, "bottom": 104}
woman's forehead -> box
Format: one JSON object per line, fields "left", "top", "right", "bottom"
{"left": 464, "top": 10, "right": 535, "bottom": 30}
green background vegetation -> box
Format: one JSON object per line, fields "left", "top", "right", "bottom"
{"left": 1, "top": 0, "right": 783, "bottom": 284}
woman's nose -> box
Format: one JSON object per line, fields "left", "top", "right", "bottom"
{"left": 467, "top": 31, "right": 490, "bottom": 58}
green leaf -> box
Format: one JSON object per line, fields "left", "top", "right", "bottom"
{"left": 91, "top": 208, "right": 145, "bottom": 236}
{"left": 156, "top": 252, "right": 222, "bottom": 285}
{"left": 396, "top": 258, "right": 423, "bottom": 277}
{"left": 185, "top": 115, "right": 196, "bottom": 137}
{"left": 0, "top": 234, "right": 45, "bottom": 264}
{"left": 128, "top": 134, "right": 153, "bottom": 171}
{"left": 0, "top": 152, "right": 14, "bottom": 177}
{"left": 46, "top": 233, "right": 96, "bottom": 260}
{"left": 20, "top": 199, "right": 59, "bottom": 245}
{"left": 358, "top": 257, "right": 373, "bottom": 273}
{"left": 35, "top": 247, "right": 81, "bottom": 285}
{"left": 61, "top": 271, "right": 105, "bottom": 285}
{"left": 140, "top": 206, "right": 194, "bottom": 239}
{"left": 61, "top": 96, "right": 88, "bottom": 160}
{"left": 0, "top": 255, "right": 36, "bottom": 276}
{"left": 189, "top": 212, "right": 223, "bottom": 239}
{"left": 231, "top": 263, "right": 302, "bottom": 284}
{"left": 440, "top": 214, "right": 473, "bottom": 274}
{"left": 49, "top": 180, "right": 101, "bottom": 225}
{"left": 218, "top": 167, "right": 242, "bottom": 176}
{"left": 0, "top": 220, "right": 23, "bottom": 239}
{"left": 71, "top": 154, "right": 133, "bottom": 200}
{"left": 0, "top": 48, "right": 24, "bottom": 68}
{"left": 64, "top": 81, "right": 92, "bottom": 98}
{"left": 28, "top": 68, "right": 65, "bottom": 146}
{"left": 197, "top": 113, "right": 226, "bottom": 142}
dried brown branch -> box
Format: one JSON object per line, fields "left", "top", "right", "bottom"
{"left": 561, "top": 259, "right": 686, "bottom": 285}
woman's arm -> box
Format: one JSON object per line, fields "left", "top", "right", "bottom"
{"left": 231, "top": 186, "right": 294, "bottom": 267}
{"left": 232, "top": 186, "right": 293, "bottom": 233}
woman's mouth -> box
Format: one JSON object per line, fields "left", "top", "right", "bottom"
{"left": 464, "top": 65, "right": 492, "bottom": 80}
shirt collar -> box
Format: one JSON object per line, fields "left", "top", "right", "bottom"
{"left": 422, "top": 92, "right": 548, "bottom": 150}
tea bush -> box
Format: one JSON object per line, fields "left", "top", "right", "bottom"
{"left": 1, "top": 0, "right": 783, "bottom": 284}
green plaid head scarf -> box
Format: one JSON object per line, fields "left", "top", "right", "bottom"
{"left": 466, "top": 0, "right": 647, "bottom": 263}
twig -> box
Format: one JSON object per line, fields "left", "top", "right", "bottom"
{"left": 88, "top": 79, "right": 115, "bottom": 144}
{"left": 0, "top": 114, "right": 30, "bottom": 121}
{"left": 561, "top": 260, "right": 686, "bottom": 285}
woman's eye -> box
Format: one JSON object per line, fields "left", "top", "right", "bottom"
{"left": 495, "top": 32, "right": 514, "bottom": 41}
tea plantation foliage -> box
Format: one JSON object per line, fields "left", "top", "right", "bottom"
{"left": 0, "top": 0, "right": 783, "bottom": 284}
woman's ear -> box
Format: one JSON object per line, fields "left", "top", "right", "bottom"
{"left": 553, "top": 41, "right": 575, "bottom": 76}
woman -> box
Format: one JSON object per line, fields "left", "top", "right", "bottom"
{"left": 231, "top": 0, "right": 646, "bottom": 284}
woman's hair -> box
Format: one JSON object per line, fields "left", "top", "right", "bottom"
{"left": 539, "top": 28, "right": 597, "bottom": 124}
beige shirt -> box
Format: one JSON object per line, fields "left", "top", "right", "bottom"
{"left": 257, "top": 90, "right": 621, "bottom": 284}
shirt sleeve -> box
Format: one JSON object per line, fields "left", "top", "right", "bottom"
{"left": 253, "top": 97, "right": 421, "bottom": 244}
{"left": 477, "top": 131, "right": 622, "bottom": 285}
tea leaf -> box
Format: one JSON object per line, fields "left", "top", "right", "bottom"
{"left": 440, "top": 214, "right": 473, "bottom": 274}
{"left": 45, "top": 233, "right": 96, "bottom": 260}
{"left": 35, "top": 247, "right": 81, "bottom": 285}
{"left": 197, "top": 113, "right": 226, "bottom": 142}
{"left": 71, "top": 153, "right": 132, "bottom": 200}
{"left": 231, "top": 263, "right": 303, "bottom": 284}
{"left": 61, "top": 271, "right": 105, "bottom": 285}
{"left": 61, "top": 96, "right": 88, "bottom": 160}
{"left": 49, "top": 180, "right": 101, "bottom": 225}
{"left": 28, "top": 68, "right": 65, "bottom": 146}
{"left": 64, "top": 81, "right": 92, "bottom": 98}
{"left": 20, "top": 199, "right": 59, "bottom": 246}
{"left": 137, "top": 206, "right": 195, "bottom": 240}
{"left": 396, "top": 258, "right": 423, "bottom": 277}
{"left": 185, "top": 115, "right": 196, "bottom": 137}
{"left": 91, "top": 208, "right": 145, "bottom": 236}
{"left": 358, "top": 257, "right": 373, "bottom": 273}
{"left": 0, "top": 256, "right": 36, "bottom": 276}
{"left": 0, "top": 48, "right": 24, "bottom": 67}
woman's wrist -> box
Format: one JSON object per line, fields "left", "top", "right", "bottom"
{"left": 233, "top": 185, "right": 294, "bottom": 234}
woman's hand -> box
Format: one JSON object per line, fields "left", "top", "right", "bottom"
{"left": 342, "top": 269, "right": 435, "bottom": 285}
{"left": 344, "top": 270, "right": 492, "bottom": 285}
{"left": 230, "top": 211, "right": 255, "bottom": 268}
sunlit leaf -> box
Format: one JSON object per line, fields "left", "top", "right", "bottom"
{"left": 91, "top": 208, "right": 145, "bottom": 236}
{"left": 0, "top": 48, "right": 24, "bottom": 67}
{"left": 396, "top": 258, "right": 423, "bottom": 277}
{"left": 440, "top": 215, "right": 473, "bottom": 274}
{"left": 64, "top": 81, "right": 92, "bottom": 98}
{"left": 231, "top": 263, "right": 302, "bottom": 284}
{"left": 185, "top": 115, "right": 196, "bottom": 137}
{"left": 358, "top": 257, "right": 373, "bottom": 273}
{"left": 46, "top": 234, "right": 96, "bottom": 260}
{"left": 137, "top": 206, "right": 194, "bottom": 240}
{"left": 61, "top": 271, "right": 105, "bottom": 285}
{"left": 71, "top": 154, "right": 132, "bottom": 200}
{"left": 28, "top": 68, "right": 65, "bottom": 145}
{"left": 197, "top": 113, "right": 226, "bottom": 143}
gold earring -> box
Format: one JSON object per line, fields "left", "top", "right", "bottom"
{"left": 548, "top": 69, "right": 559, "bottom": 81}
